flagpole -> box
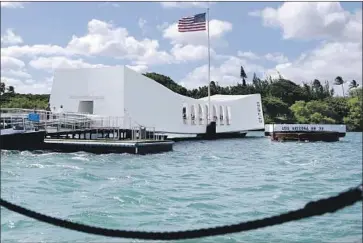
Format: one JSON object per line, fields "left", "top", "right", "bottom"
{"left": 207, "top": 8, "right": 211, "bottom": 123}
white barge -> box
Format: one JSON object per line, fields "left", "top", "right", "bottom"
{"left": 265, "top": 124, "right": 346, "bottom": 142}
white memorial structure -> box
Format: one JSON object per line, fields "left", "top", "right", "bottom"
{"left": 49, "top": 66, "right": 264, "bottom": 137}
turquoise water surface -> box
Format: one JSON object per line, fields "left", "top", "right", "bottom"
{"left": 1, "top": 132, "right": 362, "bottom": 243}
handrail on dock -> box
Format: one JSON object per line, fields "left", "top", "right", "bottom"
{"left": 1, "top": 108, "right": 160, "bottom": 141}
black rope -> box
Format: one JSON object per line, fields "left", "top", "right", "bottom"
{"left": 1, "top": 184, "right": 362, "bottom": 240}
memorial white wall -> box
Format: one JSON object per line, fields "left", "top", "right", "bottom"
{"left": 50, "top": 66, "right": 265, "bottom": 134}
{"left": 50, "top": 66, "right": 125, "bottom": 117}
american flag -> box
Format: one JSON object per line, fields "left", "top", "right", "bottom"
{"left": 178, "top": 13, "right": 206, "bottom": 32}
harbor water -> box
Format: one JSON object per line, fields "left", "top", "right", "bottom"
{"left": 1, "top": 132, "right": 362, "bottom": 243}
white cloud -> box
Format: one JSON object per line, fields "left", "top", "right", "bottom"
{"left": 1, "top": 29, "right": 23, "bottom": 45}
{"left": 132, "top": 49, "right": 174, "bottom": 65}
{"left": 248, "top": 10, "right": 261, "bottom": 17}
{"left": 126, "top": 65, "right": 148, "bottom": 73}
{"left": 2, "top": 3, "right": 359, "bottom": 96}
{"left": 67, "top": 19, "right": 174, "bottom": 65}
{"left": 0, "top": 19, "right": 177, "bottom": 94}
{"left": 28, "top": 56, "right": 108, "bottom": 70}
{"left": 248, "top": 2, "right": 361, "bottom": 95}
{"left": 1, "top": 76, "right": 51, "bottom": 94}
{"left": 1, "top": 56, "right": 25, "bottom": 69}
{"left": 1, "top": 20, "right": 173, "bottom": 65}
{"left": 171, "top": 44, "right": 215, "bottom": 62}
{"left": 1, "top": 56, "right": 32, "bottom": 80}
{"left": 2, "top": 69, "right": 32, "bottom": 79}
{"left": 264, "top": 53, "right": 288, "bottom": 63}
{"left": 163, "top": 19, "right": 232, "bottom": 46}
{"left": 180, "top": 56, "right": 265, "bottom": 88}
{"left": 1, "top": 2, "right": 24, "bottom": 8}
{"left": 249, "top": 2, "right": 362, "bottom": 41}
{"left": 1, "top": 77, "right": 24, "bottom": 89}
{"left": 237, "top": 51, "right": 260, "bottom": 60}
{"left": 98, "top": 2, "right": 120, "bottom": 8}
{"left": 156, "top": 22, "right": 169, "bottom": 32}
{"left": 1, "top": 44, "right": 72, "bottom": 58}
{"left": 265, "top": 41, "right": 362, "bottom": 86}
{"left": 182, "top": 39, "right": 361, "bottom": 91}
{"left": 138, "top": 18, "right": 147, "bottom": 30}
{"left": 237, "top": 51, "right": 288, "bottom": 63}
{"left": 28, "top": 57, "right": 148, "bottom": 74}
{"left": 160, "top": 2, "right": 214, "bottom": 8}
{"left": 138, "top": 18, "right": 147, "bottom": 35}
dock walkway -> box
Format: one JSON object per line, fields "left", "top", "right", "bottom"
{"left": 0, "top": 108, "right": 173, "bottom": 154}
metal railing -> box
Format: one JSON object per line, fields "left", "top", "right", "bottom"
{"left": 0, "top": 108, "right": 159, "bottom": 141}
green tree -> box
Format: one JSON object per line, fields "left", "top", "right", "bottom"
{"left": 1, "top": 93, "right": 49, "bottom": 109}
{"left": 262, "top": 96, "right": 290, "bottom": 121}
{"left": 252, "top": 73, "right": 270, "bottom": 97}
{"left": 334, "top": 76, "right": 345, "bottom": 97}
{"left": 290, "top": 100, "right": 336, "bottom": 124}
{"left": 324, "top": 97, "right": 349, "bottom": 124}
{"left": 269, "top": 79, "right": 305, "bottom": 106}
{"left": 309, "top": 112, "right": 335, "bottom": 124}
{"left": 349, "top": 80, "right": 359, "bottom": 90}
{"left": 143, "top": 72, "right": 188, "bottom": 96}
{"left": 305, "top": 100, "right": 335, "bottom": 119}
{"left": 349, "top": 87, "right": 362, "bottom": 99}
{"left": 0, "top": 82, "right": 5, "bottom": 94}
{"left": 312, "top": 79, "right": 322, "bottom": 89}
{"left": 344, "top": 97, "right": 362, "bottom": 131}
{"left": 302, "top": 83, "right": 312, "bottom": 101}
{"left": 240, "top": 66, "right": 247, "bottom": 87}
{"left": 290, "top": 101, "right": 310, "bottom": 124}
{"left": 210, "top": 81, "right": 218, "bottom": 95}
{"left": 323, "top": 80, "right": 335, "bottom": 97}
{"left": 311, "top": 79, "right": 325, "bottom": 99}
{"left": 7, "top": 85, "right": 15, "bottom": 95}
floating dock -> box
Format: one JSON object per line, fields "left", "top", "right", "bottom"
{"left": 0, "top": 109, "right": 173, "bottom": 155}
{"left": 0, "top": 130, "right": 174, "bottom": 155}
{"left": 265, "top": 124, "right": 346, "bottom": 142}
{"left": 43, "top": 139, "right": 174, "bottom": 155}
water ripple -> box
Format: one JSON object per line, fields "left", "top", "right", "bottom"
{"left": 1, "top": 132, "right": 362, "bottom": 243}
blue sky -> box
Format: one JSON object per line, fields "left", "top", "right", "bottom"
{"left": 1, "top": 1, "right": 362, "bottom": 95}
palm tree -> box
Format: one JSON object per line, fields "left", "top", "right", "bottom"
{"left": 312, "top": 79, "right": 324, "bottom": 99}
{"left": 240, "top": 66, "right": 247, "bottom": 87}
{"left": 7, "top": 86, "right": 15, "bottom": 95}
{"left": 0, "top": 82, "right": 5, "bottom": 94}
{"left": 334, "top": 76, "right": 345, "bottom": 97}
{"left": 312, "top": 79, "right": 321, "bottom": 89}
{"left": 277, "top": 70, "right": 284, "bottom": 80}
{"left": 349, "top": 80, "right": 359, "bottom": 90}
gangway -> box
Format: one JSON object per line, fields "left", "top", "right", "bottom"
{"left": 0, "top": 108, "right": 163, "bottom": 141}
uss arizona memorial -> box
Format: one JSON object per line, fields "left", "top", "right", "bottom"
{"left": 50, "top": 66, "right": 264, "bottom": 137}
